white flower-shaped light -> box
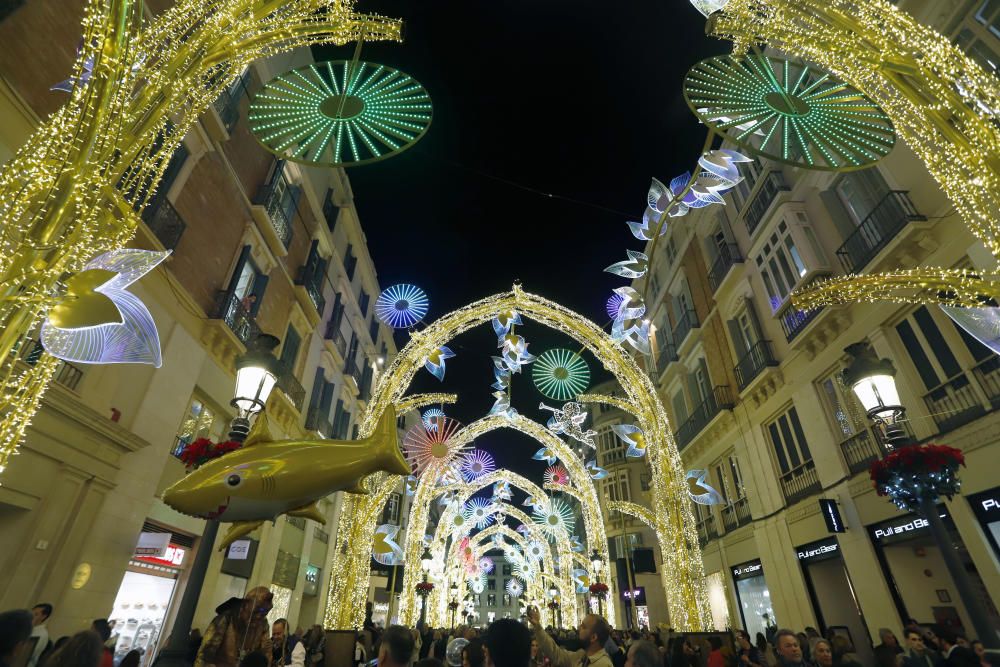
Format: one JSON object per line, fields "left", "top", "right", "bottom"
{"left": 42, "top": 249, "right": 169, "bottom": 366}
{"left": 506, "top": 577, "right": 525, "bottom": 598}
{"left": 532, "top": 497, "right": 576, "bottom": 541}
{"left": 464, "top": 497, "right": 495, "bottom": 529}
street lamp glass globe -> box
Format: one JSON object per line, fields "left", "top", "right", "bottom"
{"left": 232, "top": 334, "right": 281, "bottom": 414}
{"left": 420, "top": 547, "right": 433, "bottom": 573}
{"left": 590, "top": 550, "right": 604, "bottom": 573}
{"left": 548, "top": 583, "right": 558, "bottom": 598}
{"left": 851, "top": 374, "right": 901, "bottom": 415}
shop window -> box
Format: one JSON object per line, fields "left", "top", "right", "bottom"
{"left": 732, "top": 560, "right": 775, "bottom": 641}
{"left": 172, "top": 394, "right": 227, "bottom": 458}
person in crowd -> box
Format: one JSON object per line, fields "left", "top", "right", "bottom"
{"left": 377, "top": 627, "right": 415, "bottom": 667}
{"left": 707, "top": 637, "right": 726, "bottom": 667}
{"left": 302, "top": 626, "right": 324, "bottom": 667}
{"left": 240, "top": 652, "right": 269, "bottom": 667}
{"left": 119, "top": 650, "right": 142, "bottom": 667}
{"left": 875, "top": 630, "right": 905, "bottom": 667}
{"left": 811, "top": 640, "right": 833, "bottom": 667}
{"left": 735, "top": 630, "right": 763, "bottom": 667}
{"left": 416, "top": 660, "right": 444, "bottom": 667}
{"left": 42, "top": 630, "right": 104, "bottom": 667}
{"left": 970, "top": 641, "right": 992, "bottom": 667}
{"left": 0, "top": 610, "right": 34, "bottom": 667}
{"left": 904, "top": 629, "right": 942, "bottom": 667}
{"left": 187, "top": 629, "right": 204, "bottom": 664}
{"left": 526, "top": 606, "right": 612, "bottom": 667}
{"left": 355, "top": 631, "right": 368, "bottom": 667}
{"left": 937, "top": 631, "right": 978, "bottom": 667}
{"left": 829, "top": 636, "right": 861, "bottom": 667}
{"left": 27, "top": 604, "right": 53, "bottom": 667}
{"left": 483, "top": 619, "right": 532, "bottom": 667}
{"left": 795, "top": 634, "right": 811, "bottom": 665}
{"left": 195, "top": 587, "right": 274, "bottom": 667}
{"left": 773, "top": 630, "right": 805, "bottom": 667}
{"left": 626, "top": 640, "right": 662, "bottom": 667}
{"left": 90, "top": 620, "right": 113, "bottom": 667}
{"left": 463, "top": 640, "right": 485, "bottom": 667}
{"left": 668, "top": 636, "right": 692, "bottom": 667}
{"left": 272, "top": 618, "right": 305, "bottom": 667}
{"left": 923, "top": 632, "right": 942, "bottom": 654}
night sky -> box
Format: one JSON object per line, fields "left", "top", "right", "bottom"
{"left": 314, "top": 0, "right": 727, "bottom": 486}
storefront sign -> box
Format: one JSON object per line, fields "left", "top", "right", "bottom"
{"left": 820, "top": 499, "right": 846, "bottom": 533}
{"left": 227, "top": 539, "right": 252, "bottom": 560}
{"left": 967, "top": 487, "right": 1000, "bottom": 560}
{"left": 871, "top": 516, "right": 929, "bottom": 541}
{"left": 135, "top": 544, "right": 186, "bottom": 568}
{"left": 868, "top": 507, "right": 950, "bottom": 546}
{"left": 796, "top": 537, "right": 840, "bottom": 562}
{"left": 621, "top": 587, "right": 646, "bottom": 604}
{"left": 135, "top": 532, "right": 171, "bottom": 557}
{"left": 732, "top": 560, "right": 763, "bottom": 580}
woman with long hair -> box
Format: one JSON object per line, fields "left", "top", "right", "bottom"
{"left": 42, "top": 631, "right": 103, "bottom": 667}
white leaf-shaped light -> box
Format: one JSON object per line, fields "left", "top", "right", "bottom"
{"left": 604, "top": 250, "right": 649, "bottom": 279}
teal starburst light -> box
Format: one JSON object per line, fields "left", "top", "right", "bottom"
{"left": 532, "top": 349, "right": 590, "bottom": 401}
{"left": 249, "top": 60, "right": 432, "bottom": 167}
{"left": 683, "top": 53, "right": 895, "bottom": 171}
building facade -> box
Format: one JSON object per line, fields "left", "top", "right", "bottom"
{"left": 0, "top": 0, "right": 412, "bottom": 655}
{"left": 633, "top": 0, "right": 1000, "bottom": 648}
{"left": 469, "top": 554, "right": 523, "bottom": 624}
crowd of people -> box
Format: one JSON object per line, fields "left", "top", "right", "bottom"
{"left": 1, "top": 590, "right": 996, "bottom": 667}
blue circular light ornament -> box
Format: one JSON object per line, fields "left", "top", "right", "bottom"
{"left": 606, "top": 293, "right": 624, "bottom": 320}
{"left": 376, "top": 284, "right": 429, "bottom": 328}
{"left": 422, "top": 408, "right": 446, "bottom": 431}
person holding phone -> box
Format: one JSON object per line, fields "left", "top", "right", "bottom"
{"left": 525, "top": 606, "right": 613, "bottom": 667}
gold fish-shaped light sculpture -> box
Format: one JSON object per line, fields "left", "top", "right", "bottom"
{"left": 162, "top": 407, "right": 409, "bottom": 548}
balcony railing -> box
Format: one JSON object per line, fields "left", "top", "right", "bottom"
{"left": 721, "top": 497, "right": 751, "bottom": 532}
{"left": 778, "top": 305, "right": 821, "bottom": 342}
{"left": 839, "top": 428, "right": 884, "bottom": 475}
{"left": 214, "top": 291, "right": 260, "bottom": 345}
{"left": 305, "top": 405, "right": 334, "bottom": 437}
{"left": 212, "top": 71, "right": 249, "bottom": 133}
{"left": 19, "top": 339, "right": 83, "bottom": 391}
{"left": 697, "top": 514, "right": 719, "bottom": 548}
{"left": 923, "top": 372, "right": 987, "bottom": 434}
{"left": 325, "top": 323, "right": 347, "bottom": 358}
{"left": 743, "top": 171, "right": 790, "bottom": 237}
{"left": 276, "top": 361, "right": 306, "bottom": 412}
{"left": 779, "top": 459, "right": 821, "bottom": 505}
{"left": 734, "top": 340, "right": 778, "bottom": 390}
{"left": 708, "top": 243, "right": 742, "bottom": 293}
{"left": 655, "top": 337, "right": 677, "bottom": 374}
{"left": 835, "top": 191, "right": 926, "bottom": 274}
{"left": 672, "top": 309, "right": 699, "bottom": 349}
{"left": 253, "top": 170, "right": 295, "bottom": 249}
{"left": 314, "top": 528, "right": 329, "bottom": 544}
{"left": 295, "top": 267, "right": 326, "bottom": 316}
{"left": 972, "top": 356, "right": 1000, "bottom": 409}
{"left": 675, "top": 385, "right": 734, "bottom": 450}
{"left": 143, "top": 198, "right": 187, "bottom": 250}
{"left": 323, "top": 194, "right": 339, "bottom": 233}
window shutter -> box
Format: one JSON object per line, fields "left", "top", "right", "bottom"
{"left": 742, "top": 297, "right": 765, "bottom": 343}
{"left": 225, "top": 245, "right": 252, "bottom": 296}
{"left": 819, "top": 188, "right": 856, "bottom": 242}
{"left": 249, "top": 274, "right": 268, "bottom": 316}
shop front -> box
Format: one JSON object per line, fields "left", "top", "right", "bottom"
{"left": 966, "top": 487, "right": 1000, "bottom": 560}
{"left": 108, "top": 524, "right": 194, "bottom": 667}
{"left": 731, "top": 559, "right": 775, "bottom": 639}
{"left": 867, "top": 508, "right": 1000, "bottom": 636}
{"left": 795, "top": 537, "right": 873, "bottom": 665}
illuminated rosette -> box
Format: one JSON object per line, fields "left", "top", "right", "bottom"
{"left": 422, "top": 408, "right": 446, "bottom": 431}
{"left": 447, "top": 508, "right": 471, "bottom": 536}
{"left": 512, "top": 559, "right": 536, "bottom": 583}
{"left": 372, "top": 524, "right": 403, "bottom": 566}
{"left": 532, "top": 349, "right": 590, "bottom": 401}
{"left": 461, "top": 449, "right": 496, "bottom": 481}
{"left": 468, "top": 572, "right": 487, "bottom": 594}
{"left": 544, "top": 465, "right": 570, "bottom": 486}
{"left": 403, "top": 416, "right": 467, "bottom": 475}
{"left": 464, "top": 497, "right": 495, "bottom": 529}
{"left": 505, "top": 577, "right": 525, "bottom": 598}
{"left": 376, "top": 284, "right": 429, "bottom": 328}
{"left": 525, "top": 540, "right": 546, "bottom": 563}
{"left": 478, "top": 556, "right": 495, "bottom": 574}
{"left": 532, "top": 497, "right": 576, "bottom": 540}
{"left": 606, "top": 292, "right": 625, "bottom": 320}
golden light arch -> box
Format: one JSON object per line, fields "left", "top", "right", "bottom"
{"left": 325, "top": 285, "right": 710, "bottom": 630}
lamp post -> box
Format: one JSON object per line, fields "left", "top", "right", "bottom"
{"left": 154, "top": 333, "right": 281, "bottom": 667}
{"left": 590, "top": 549, "right": 605, "bottom": 617}
{"left": 844, "top": 342, "right": 999, "bottom": 648}
{"left": 419, "top": 546, "right": 433, "bottom": 627}
{"left": 450, "top": 582, "right": 459, "bottom": 629}
{"left": 548, "top": 582, "right": 562, "bottom": 628}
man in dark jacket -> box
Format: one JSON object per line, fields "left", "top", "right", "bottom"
{"left": 937, "top": 631, "right": 977, "bottom": 667}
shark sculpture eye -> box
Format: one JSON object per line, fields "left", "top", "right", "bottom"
{"left": 226, "top": 473, "right": 243, "bottom": 487}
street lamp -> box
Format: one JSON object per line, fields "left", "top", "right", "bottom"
{"left": 419, "top": 546, "right": 433, "bottom": 627}
{"left": 589, "top": 549, "right": 606, "bottom": 616}
{"left": 450, "top": 582, "right": 459, "bottom": 629}
{"left": 548, "top": 582, "right": 562, "bottom": 628}
{"left": 844, "top": 341, "right": 999, "bottom": 648}
{"left": 154, "top": 333, "right": 280, "bottom": 667}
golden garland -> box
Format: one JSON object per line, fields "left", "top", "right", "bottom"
{"left": 791, "top": 269, "right": 1000, "bottom": 310}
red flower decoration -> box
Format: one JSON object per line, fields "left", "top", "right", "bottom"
{"left": 869, "top": 443, "right": 964, "bottom": 513}
{"left": 179, "top": 437, "right": 243, "bottom": 469}
{"left": 547, "top": 600, "right": 560, "bottom": 610}
{"left": 448, "top": 601, "right": 460, "bottom": 610}
{"left": 415, "top": 582, "right": 435, "bottom": 596}
{"left": 588, "top": 582, "right": 609, "bottom": 599}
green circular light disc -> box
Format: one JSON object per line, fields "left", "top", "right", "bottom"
{"left": 683, "top": 53, "right": 895, "bottom": 171}
{"left": 533, "top": 349, "right": 590, "bottom": 401}
{"left": 249, "top": 60, "right": 432, "bottom": 167}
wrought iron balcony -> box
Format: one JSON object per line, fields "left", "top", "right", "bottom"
{"left": 143, "top": 198, "right": 187, "bottom": 250}
{"left": 674, "top": 385, "right": 734, "bottom": 450}
{"left": 325, "top": 323, "right": 348, "bottom": 358}
{"left": 276, "top": 361, "right": 305, "bottom": 412}
{"left": 734, "top": 339, "right": 778, "bottom": 390}
{"left": 743, "top": 171, "right": 790, "bottom": 237}
{"left": 305, "top": 405, "right": 334, "bottom": 437}
{"left": 707, "top": 243, "right": 743, "bottom": 293}
{"left": 697, "top": 514, "right": 719, "bottom": 548}
{"left": 835, "top": 191, "right": 925, "bottom": 274}
{"left": 923, "top": 372, "right": 986, "bottom": 434}
{"left": 214, "top": 291, "right": 260, "bottom": 345}
{"left": 973, "top": 355, "right": 1000, "bottom": 410}
{"left": 778, "top": 304, "right": 822, "bottom": 342}
{"left": 721, "top": 497, "right": 751, "bottom": 532}
{"left": 655, "top": 337, "right": 677, "bottom": 374}
{"left": 839, "top": 428, "right": 884, "bottom": 475}
{"left": 295, "top": 267, "right": 326, "bottom": 316}
{"left": 323, "top": 194, "right": 340, "bottom": 233}
{"left": 19, "top": 339, "right": 83, "bottom": 391}
{"left": 252, "top": 170, "right": 296, "bottom": 249}
{"left": 672, "top": 308, "right": 699, "bottom": 349}
{"left": 779, "top": 459, "right": 821, "bottom": 506}
{"left": 211, "top": 71, "right": 249, "bottom": 134}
